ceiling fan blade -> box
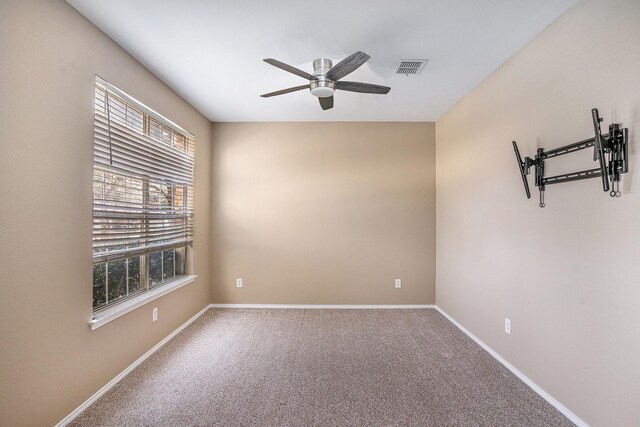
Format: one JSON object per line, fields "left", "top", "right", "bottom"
{"left": 263, "top": 58, "right": 318, "bottom": 81}
{"left": 335, "top": 81, "right": 391, "bottom": 94}
{"left": 260, "top": 85, "right": 310, "bottom": 98}
{"left": 326, "top": 51, "right": 370, "bottom": 81}
{"left": 319, "top": 96, "right": 334, "bottom": 110}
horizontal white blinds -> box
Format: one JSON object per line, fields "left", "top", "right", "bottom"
{"left": 93, "top": 77, "right": 195, "bottom": 264}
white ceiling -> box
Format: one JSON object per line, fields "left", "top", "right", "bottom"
{"left": 67, "top": 0, "right": 577, "bottom": 122}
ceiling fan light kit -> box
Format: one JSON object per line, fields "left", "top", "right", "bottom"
{"left": 310, "top": 58, "right": 335, "bottom": 98}
{"left": 260, "top": 51, "right": 391, "bottom": 110}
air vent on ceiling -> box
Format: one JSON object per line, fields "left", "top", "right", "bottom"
{"left": 395, "top": 59, "right": 428, "bottom": 76}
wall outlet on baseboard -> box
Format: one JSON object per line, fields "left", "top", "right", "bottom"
{"left": 504, "top": 318, "right": 511, "bottom": 334}
{"left": 395, "top": 279, "right": 402, "bottom": 289}
{"left": 152, "top": 307, "right": 158, "bottom": 322}
{"left": 236, "top": 278, "right": 243, "bottom": 288}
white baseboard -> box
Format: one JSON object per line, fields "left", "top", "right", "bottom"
{"left": 434, "top": 306, "right": 587, "bottom": 427}
{"left": 209, "top": 303, "right": 435, "bottom": 309}
{"left": 55, "top": 305, "right": 210, "bottom": 427}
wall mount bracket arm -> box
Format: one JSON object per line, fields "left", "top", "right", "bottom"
{"left": 512, "top": 108, "right": 628, "bottom": 207}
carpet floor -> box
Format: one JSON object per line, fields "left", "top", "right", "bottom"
{"left": 70, "top": 309, "right": 573, "bottom": 426}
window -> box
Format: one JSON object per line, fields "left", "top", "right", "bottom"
{"left": 92, "top": 76, "right": 195, "bottom": 313}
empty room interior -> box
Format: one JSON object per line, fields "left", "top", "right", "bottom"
{"left": 2, "top": 0, "right": 640, "bottom": 426}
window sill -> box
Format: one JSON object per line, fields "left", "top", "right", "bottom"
{"left": 89, "top": 275, "right": 197, "bottom": 331}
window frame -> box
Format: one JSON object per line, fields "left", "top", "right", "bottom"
{"left": 89, "top": 275, "right": 196, "bottom": 330}
{"left": 90, "top": 76, "right": 196, "bottom": 329}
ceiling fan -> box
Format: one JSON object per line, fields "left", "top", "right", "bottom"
{"left": 260, "top": 51, "right": 391, "bottom": 110}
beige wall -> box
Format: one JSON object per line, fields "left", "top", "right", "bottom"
{"left": 436, "top": 0, "right": 640, "bottom": 425}
{"left": 211, "top": 122, "right": 435, "bottom": 305}
{"left": 0, "top": 1, "right": 212, "bottom": 426}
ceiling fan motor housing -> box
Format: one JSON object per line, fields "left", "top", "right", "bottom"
{"left": 310, "top": 58, "right": 335, "bottom": 98}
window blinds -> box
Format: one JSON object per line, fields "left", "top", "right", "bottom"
{"left": 93, "top": 76, "right": 195, "bottom": 265}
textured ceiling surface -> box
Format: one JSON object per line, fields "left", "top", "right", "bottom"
{"left": 67, "top": 0, "right": 577, "bottom": 122}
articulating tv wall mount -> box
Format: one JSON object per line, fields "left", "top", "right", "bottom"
{"left": 512, "top": 108, "right": 628, "bottom": 207}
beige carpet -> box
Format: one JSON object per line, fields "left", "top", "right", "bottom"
{"left": 70, "top": 309, "right": 573, "bottom": 426}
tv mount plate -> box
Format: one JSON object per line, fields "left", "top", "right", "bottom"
{"left": 512, "top": 108, "right": 628, "bottom": 207}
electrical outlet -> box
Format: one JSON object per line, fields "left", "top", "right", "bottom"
{"left": 236, "top": 278, "right": 243, "bottom": 288}
{"left": 505, "top": 318, "right": 511, "bottom": 334}
{"left": 395, "top": 279, "right": 402, "bottom": 289}
{"left": 152, "top": 307, "right": 158, "bottom": 322}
